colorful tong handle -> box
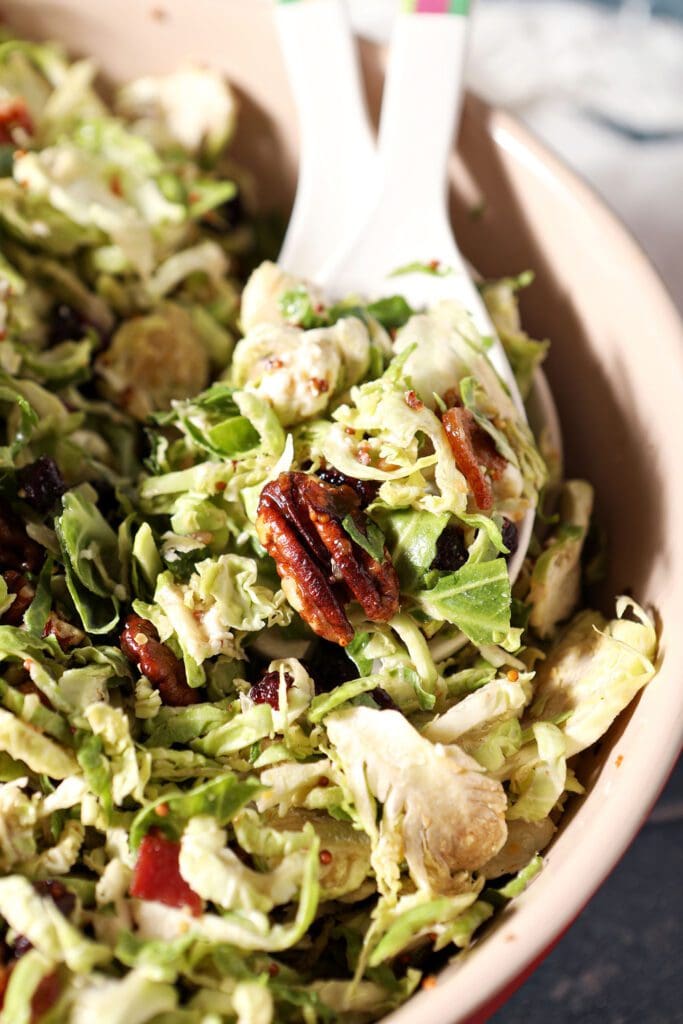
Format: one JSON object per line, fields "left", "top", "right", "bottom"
{"left": 402, "top": 1, "right": 469, "bottom": 12}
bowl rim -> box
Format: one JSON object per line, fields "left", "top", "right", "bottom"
{"left": 384, "top": 98, "right": 683, "bottom": 1024}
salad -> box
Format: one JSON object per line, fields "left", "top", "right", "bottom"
{"left": 0, "top": 32, "right": 659, "bottom": 1024}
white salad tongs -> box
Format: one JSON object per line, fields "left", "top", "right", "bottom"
{"left": 274, "top": 0, "right": 543, "bottom": 582}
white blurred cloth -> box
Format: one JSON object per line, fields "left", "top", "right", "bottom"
{"left": 349, "top": 0, "right": 683, "bottom": 310}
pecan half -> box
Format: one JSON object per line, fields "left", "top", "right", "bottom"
{"left": 442, "top": 406, "right": 506, "bottom": 511}
{"left": 120, "top": 614, "right": 199, "bottom": 706}
{"left": 256, "top": 472, "right": 399, "bottom": 646}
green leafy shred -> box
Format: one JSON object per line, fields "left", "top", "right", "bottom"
{"left": 390, "top": 259, "right": 455, "bottom": 277}
{"left": 341, "top": 514, "right": 386, "bottom": 563}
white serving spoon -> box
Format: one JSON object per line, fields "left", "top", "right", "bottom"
{"left": 275, "top": 0, "right": 550, "bottom": 580}
{"left": 275, "top": 0, "right": 378, "bottom": 279}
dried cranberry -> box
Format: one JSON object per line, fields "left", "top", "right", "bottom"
{"left": 11, "top": 880, "right": 75, "bottom": 961}
{"left": 201, "top": 191, "right": 245, "bottom": 234}
{"left": 11, "top": 934, "right": 32, "bottom": 959}
{"left": 248, "top": 670, "right": 293, "bottom": 710}
{"left": 48, "top": 303, "right": 89, "bottom": 346}
{"left": 303, "top": 639, "right": 358, "bottom": 694}
{"left": 35, "top": 880, "right": 76, "bottom": 919}
{"left": 316, "top": 465, "right": 379, "bottom": 508}
{"left": 17, "top": 456, "right": 66, "bottom": 514}
{"left": 0, "top": 508, "right": 43, "bottom": 573}
{"left": 372, "top": 686, "right": 398, "bottom": 711}
{"left": 430, "top": 525, "right": 468, "bottom": 573}
{"left": 502, "top": 518, "right": 519, "bottom": 561}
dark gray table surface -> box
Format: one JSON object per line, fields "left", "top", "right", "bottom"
{"left": 492, "top": 758, "right": 683, "bottom": 1023}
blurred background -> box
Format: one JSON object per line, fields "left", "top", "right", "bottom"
{"left": 350, "top": 2, "right": 683, "bottom": 1021}
{"left": 351, "top": 0, "right": 683, "bottom": 310}
{"left": 466, "top": 0, "right": 683, "bottom": 313}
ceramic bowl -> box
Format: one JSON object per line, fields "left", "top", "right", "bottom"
{"left": 3, "top": 1, "right": 682, "bottom": 1020}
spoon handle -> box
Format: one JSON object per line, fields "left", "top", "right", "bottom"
{"left": 275, "top": 0, "right": 377, "bottom": 279}
{"left": 378, "top": 3, "right": 471, "bottom": 220}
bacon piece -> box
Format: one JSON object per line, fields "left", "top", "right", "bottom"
{"left": 404, "top": 389, "right": 424, "bottom": 411}
{"left": 442, "top": 406, "right": 507, "bottom": 511}
{"left": 30, "top": 971, "right": 62, "bottom": 1021}
{"left": 130, "top": 831, "right": 203, "bottom": 916}
{"left": 120, "top": 614, "right": 199, "bottom": 707}
{"left": 0, "top": 98, "right": 34, "bottom": 144}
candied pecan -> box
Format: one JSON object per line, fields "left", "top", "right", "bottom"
{"left": 316, "top": 464, "right": 379, "bottom": 508}
{"left": 442, "top": 406, "right": 507, "bottom": 511}
{"left": 1, "top": 572, "right": 82, "bottom": 646}
{"left": 120, "top": 614, "right": 199, "bottom": 706}
{"left": 1, "top": 571, "right": 34, "bottom": 626}
{"left": 0, "top": 508, "right": 43, "bottom": 573}
{"left": 256, "top": 472, "right": 400, "bottom": 646}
